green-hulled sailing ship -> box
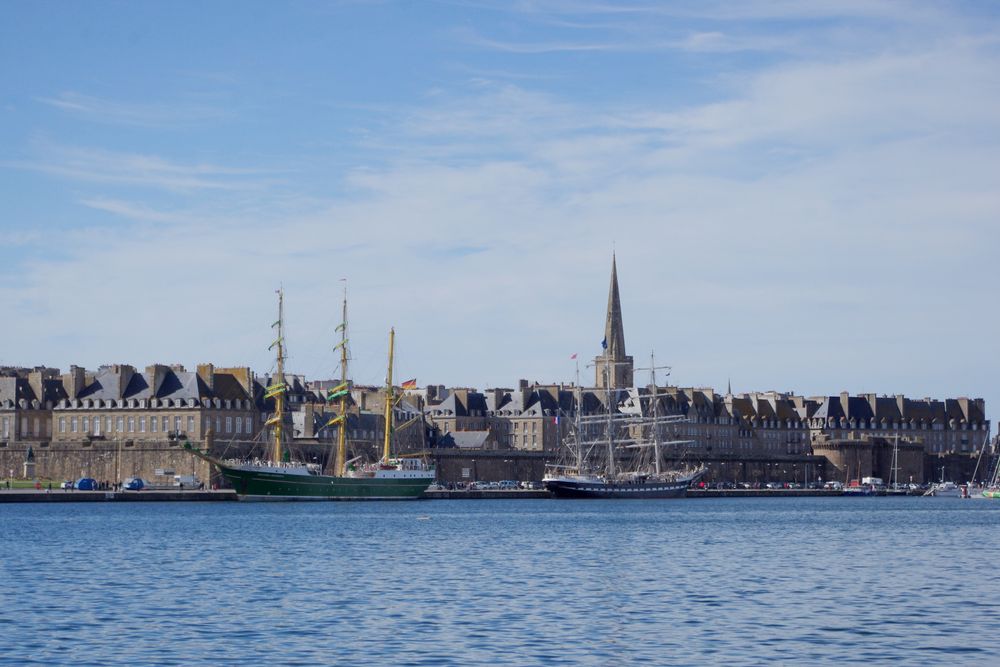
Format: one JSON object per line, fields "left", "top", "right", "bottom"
{"left": 184, "top": 288, "right": 435, "bottom": 500}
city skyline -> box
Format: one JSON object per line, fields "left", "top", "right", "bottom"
{"left": 2, "top": 2, "right": 998, "bottom": 420}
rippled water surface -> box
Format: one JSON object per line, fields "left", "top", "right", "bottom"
{"left": 2, "top": 497, "right": 998, "bottom": 665}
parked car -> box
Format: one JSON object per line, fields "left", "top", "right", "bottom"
{"left": 173, "top": 474, "right": 201, "bottom": 489}
{"left": 74, "top": 478, "right": 97, "bottom": 491}
{"left": 123, "top": 478, "right": 145, "bottom": 491}
{"left": 498, "top": 480, "right": 518, "bottom": 490}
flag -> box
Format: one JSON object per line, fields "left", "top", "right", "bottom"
{"left": 601, "top": 337, "right": 607, "bottom": 350}
{"left": 570, "top": 353, "right": 577, "bottom": 360}
{"left": 268, "top": 337, "right": 282, "bottom": 350}
{"left": 333, "top": 339, "right": 348, "bottom": 351}
{"left": 271, "top": 320, "right": 281, "bottom": 328}
{"left": 401, "top": 378, "right": 417, "bottom": 390}
{"left": 324, "top": 415, "right": 345, "bottom": 428}
{"left": 327, "top": 389, "right": 349, "bottom": 401}
{"left": 264, "top": 415, "right": 281, "bottom": 426}
{"left": 335, "top": 322, "right": 346, "bottom": 332}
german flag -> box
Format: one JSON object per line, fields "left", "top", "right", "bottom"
{"left": 400, "top": 378, "right": 417, "bottom": 390}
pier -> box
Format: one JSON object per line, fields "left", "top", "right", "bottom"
{"left": 0, "top": 489, "right": 237, "bottom": 503}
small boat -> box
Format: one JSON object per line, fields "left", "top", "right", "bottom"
{"left": 925, "top": 481, "right": 966, "bottom": 498}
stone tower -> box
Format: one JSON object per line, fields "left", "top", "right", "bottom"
{"left": 594, "top": 254, "right": 634, "bottom": 389}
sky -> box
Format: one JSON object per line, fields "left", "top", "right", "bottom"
{"left": 1, "top": 0, "right": 998, "bottom": 422}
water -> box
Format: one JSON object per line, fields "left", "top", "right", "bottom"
{"left": 1, "top": 497, "right": 998, "bottom": 666}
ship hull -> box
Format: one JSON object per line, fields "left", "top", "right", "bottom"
{"left": 544, "top": 477, "right": 692, "bottom": 499}
{"left": 219, "top": 464, "right": 432, "bottom": 501}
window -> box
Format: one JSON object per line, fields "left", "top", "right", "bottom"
{"left": 2, "top": 417, "right": 8, "bottom": 438}
{"left": 70, "top": 417, "right": 78, "bottom": 433}
{"left": 236, "top": 417, "right": 242, "bottom": 434}
{"left": 33, "top": 418, "right": 39, "bottom": 437}
{"left": 226, "top": 417, "right": 232, "bottom": 433}
{"left": 174, "top": 416, "right": 181, "bottom": 433}
{"left": 106, "top": 417, "right": 112, "bottom": 433}
{"left": 161, "top": 417, "right": 168, "bottom": 432}
{"left": 139, "top": 417, "right": 146, "bottom": 433}
{"left": 187, "top": 416, "right": 194, "bottom": 434}
{"left": 21, "top": 418, "right": 28, "bottom": 437}
{"left": 245, "top": 417, "right": 251, "bottom": 434}
{"left": 116, "top": 416, "right": 124, "bottom": 432}
{"left": 82, "top": 417, "right": 89, "bottom": 433}
{"left": 205, "top": 418, "right": 211, "bottom": 434}
{"left": 128, "top": 417, "right": 135, "bottom": 432}
{"left": 94, "top": 419, "right": 101, "bottom": 436}
{"left": 151, "top": 417, "right": 157, "bottom": 433}
{"left": 215, "top": 417, "right": 221, "bottom": 434}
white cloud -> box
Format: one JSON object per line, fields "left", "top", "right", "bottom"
{"left": 10, "top": 142, "right": 274, "bottom": 192}
{"left": 36, "top": 92, "right": 227, "bottom": 127}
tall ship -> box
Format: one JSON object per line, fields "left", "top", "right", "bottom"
{"left": 184, "top": 288, "right": 435, "bottom": 500}
{"left": 543, "top": 353, "right": 706, "bottom": 499}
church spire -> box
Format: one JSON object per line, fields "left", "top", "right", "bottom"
{"left": 604, "top": 253, "right": 626, "bottom": 359}
{"left": 595, "top": 253, "right": 634, "bottom": 389}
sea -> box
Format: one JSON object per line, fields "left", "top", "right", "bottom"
{"left": 1, "top": 496, "right": 998, "bottom": 666}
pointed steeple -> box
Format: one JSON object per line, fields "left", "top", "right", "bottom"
{"left": 595, "top": 253, "right": 634, "bottom": 389}
{"left": 604, "top": 253, "right": 626, "bottom": 360}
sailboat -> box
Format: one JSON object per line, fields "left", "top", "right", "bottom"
{"left": 982, "top": 435, "right": 1000, "bottom": 499}
{"left": 183, "top": 289, "right": 435, "bottom": 500}
{"left": 543, "top": 353, "right": 706, "bottom": 499}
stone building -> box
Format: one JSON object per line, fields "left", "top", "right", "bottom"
{"left": 51, "top": 363, "right": 257, "bottom": 445}
{"left": 0, "top": 367, "right": 65, "bottom": 444}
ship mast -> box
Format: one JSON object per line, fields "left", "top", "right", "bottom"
{"left": 574, "top": 358, "right": 583, "bottom": 473}
{"left": 382, "top": 328, "right": 395, "bottom": 463}
{"left": 272, "top": 289, "right": 286, "bottom": 464}
{"left": 335, "top": 285, "right": 349, "bottom": 476}
{"left": 637, "top": 351, "right": 672, "bottom": 476}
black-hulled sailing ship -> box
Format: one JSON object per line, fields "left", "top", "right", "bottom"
{"left": 543, "top": 354, "right": 705, "bottom": 498}
{"left": 184, "top": 288, "right": 434, "bottom": 500}
{"left": 543, "top": 256, "right": 705, "bottom": 498}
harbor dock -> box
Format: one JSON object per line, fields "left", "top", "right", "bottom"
{"left": 0, "top": 489, "right": 237, "bottom": 503}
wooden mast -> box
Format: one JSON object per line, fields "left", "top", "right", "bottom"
{"left": 382, "top": 328, "right": 395, "bottom": 463}
{"left": 335, "top": 285, "right": 349, "bottom": 476}
{"left": 272, "top": 289, "right": 285, "bottom": 464}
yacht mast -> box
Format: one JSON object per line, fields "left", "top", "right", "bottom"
{"left": 382, "top": 328, "right": 395, "bottom": 463}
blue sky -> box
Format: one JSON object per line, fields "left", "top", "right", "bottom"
{"left": 2, "top": 1, "right": 999, "bottom": 423}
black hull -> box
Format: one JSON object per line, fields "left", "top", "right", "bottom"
{"left": 545, "top": 478, "right": 691, "bottom": 499}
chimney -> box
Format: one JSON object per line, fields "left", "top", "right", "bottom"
{"left": 117, "top": 365, "right": 136, "bottom": 398}
{"left": 519, "top": 379, "right": 529, "bottom": 390}
{"left": 146, "top": 364, "right": 169, "bottom": 396}
{"left": 197, "top": 364, "right": 215, "bottom": 393}
{"left": 28, "top": 370, "right": 45, "bottom": 403}
{"left": 896, "top": 394, "right": 906, "bottom": 417}
{"left": 302, "top": 403, "right": 315, "bottom": 439}
{"left": 62, "top": 365, "right": 86, "bottom": 400}
{"left": 840, "top": 391, "right": 850, "bottom": 417}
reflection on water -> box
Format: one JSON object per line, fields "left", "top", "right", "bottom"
{"left": 1, "top": 497, "right": 998, "bottom": 666}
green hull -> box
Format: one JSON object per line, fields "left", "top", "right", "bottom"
{"left": 983, "top": 489, "right": 1000, "bottom": 499}
{"left": 219, "top": 464, "right": 432, "bottom": 501}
